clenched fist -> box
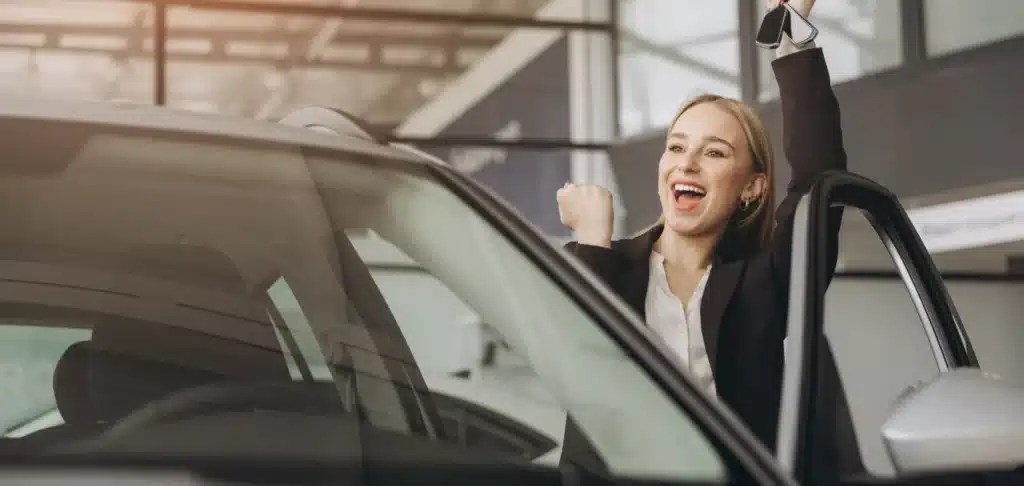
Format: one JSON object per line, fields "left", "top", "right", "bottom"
{"left": 557, "top": 182, "right": 614, "bottom": 248}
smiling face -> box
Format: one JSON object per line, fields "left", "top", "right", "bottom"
{"left": 658, "top": 100, "right": 767, "bottom": 238}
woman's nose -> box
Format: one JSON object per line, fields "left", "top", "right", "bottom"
{"left": 678, "top": 152, "right": 701, "bottom": 172}
{"left": 662, "top": 151, "right": 700, "bottom": 175}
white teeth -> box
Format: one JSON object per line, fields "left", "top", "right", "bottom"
{"left": 672, "top": 183, "right": 706, "bottom": 195}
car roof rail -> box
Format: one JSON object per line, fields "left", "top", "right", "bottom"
{"left": 278, "top": 106, "right": 450, "bottom": 167}
{"left": 277, "top": 106, "right": 387, "bottom": 145}
{"left": 389, "top": 143, "right": 451, "bottom": 167}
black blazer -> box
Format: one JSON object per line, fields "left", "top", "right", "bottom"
{"left": 560, "top": 48, "right": 847, "bottom": 471}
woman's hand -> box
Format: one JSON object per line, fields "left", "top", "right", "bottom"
{"left": 557, "top": 183, "right": 614, "bottom": 248}
{"left": 767, "top": 0, "right": 815, "bottom": 18}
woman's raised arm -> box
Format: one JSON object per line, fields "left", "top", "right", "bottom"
{"left": 766, "top": 0, "right": 847, "bottom": 292}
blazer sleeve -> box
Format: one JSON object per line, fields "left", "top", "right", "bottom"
{"left": 769, "top": 47, "right": 847, "bottom": 293}
{"left": 563, "top": 242, "right": 629, "bottom": 290}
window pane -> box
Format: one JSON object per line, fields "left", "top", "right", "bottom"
{"left": 413, "top": 145, "right": 576, "bottom": 239}
{"left": 0, "top": 322, "right": 90, "bottom": 436}
{"left": 821, "top": 208, "right": 944, "bottom": 478}
{"left": 617, "top": 0, "right": 740, "bottom": 137}
{"left": 758, "top": 1, "right": 902, "bottom": 102}
{"left": 924, "top": 0, "right": 1024, "bottom": 57}
{"left": 0, "top": 1, "right": 155, "bottom": 104}
{"left": 339, "top": 220, "right": 727, "bottom": 479}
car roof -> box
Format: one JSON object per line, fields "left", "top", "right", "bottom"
{"left": 0, "top": 96, "right": 429, "bottom": 167}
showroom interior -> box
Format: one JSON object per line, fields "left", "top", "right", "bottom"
{"left": 1, "top": 0, "right": 1023, "bottom": 472}
{"left": 4, "top": 1, "right": 1021, "bottom": 246}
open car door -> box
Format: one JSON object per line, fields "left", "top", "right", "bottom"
{"left": 776, "top": 171, "right": 1024, "bottom": 485}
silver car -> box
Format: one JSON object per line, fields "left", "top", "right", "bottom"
{"left": 0, "top": 99, "right": 1019, "bottom": 486}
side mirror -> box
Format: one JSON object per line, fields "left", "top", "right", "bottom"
{"left": 881, "top": 368, "right": 1024, "bottom": 475}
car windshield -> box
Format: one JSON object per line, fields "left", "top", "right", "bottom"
{"left": 0, "top": 116, "right": 728, "bottom": 483}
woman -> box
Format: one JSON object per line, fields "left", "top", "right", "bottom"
{"left": 556, "top": 0, "right": 848, "bottom": 473}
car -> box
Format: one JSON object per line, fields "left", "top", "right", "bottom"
{"left": 0, "top": 98, "right": 1021, "bottom": 486}
{"left": 353, "top": 235, "right": 566, "bottom": 465}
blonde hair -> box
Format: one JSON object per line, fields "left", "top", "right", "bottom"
{"left": 655, "top": 94, "right": 777, "bottom": 253}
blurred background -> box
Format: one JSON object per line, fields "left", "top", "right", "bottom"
{"left": 2, "top": 1, "right": 1020, "bottom": 242}
{"left": 1, "top": 0, "right": 1024, "bottom": 391}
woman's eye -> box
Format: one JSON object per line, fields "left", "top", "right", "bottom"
{"left": 706, "top": 149, "right": 726, "bottom": 158}
{"left": 668, "top": 144, "right": 684, "bottom": 153}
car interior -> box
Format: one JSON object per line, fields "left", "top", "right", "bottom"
{"left": 0, "top": 119, "right": 528, "bottom": 469}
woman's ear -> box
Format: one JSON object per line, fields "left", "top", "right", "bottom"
{"left": 743, "top": 173, "right": 768, "bottom": 202}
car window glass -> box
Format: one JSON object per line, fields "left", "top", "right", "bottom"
{"left": 0, "top": 122, "right": 731, "bottom": 483}
{"left": 821, "top": 207, "right": 945, "bottom": 478}
{"left": 0, "top": 321, "right": 90, "bottom": 437}
{"left": 308, "top": 156, "right": 727, "bottom": 481}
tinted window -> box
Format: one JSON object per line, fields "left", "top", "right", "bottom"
{"left": 0, "top": 118, "right": 729, "bottom": 483}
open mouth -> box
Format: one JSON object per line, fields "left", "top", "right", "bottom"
{"left": 672, "top": 183, "right": 707, "bottom": 202}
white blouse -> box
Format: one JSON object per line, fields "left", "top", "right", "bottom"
{"left": 644, "top": 252, "right": 716, "bottom": 397}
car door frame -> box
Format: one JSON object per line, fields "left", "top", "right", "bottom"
{"left": 777, "top": 170, "right": 981, "bottom": 484}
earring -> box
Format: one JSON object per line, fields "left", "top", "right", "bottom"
{"left": 740, "top": 199, "right": 752, "bottom": 211}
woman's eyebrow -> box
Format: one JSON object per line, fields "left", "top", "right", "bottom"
{"left": 669, "top": 132, "right": 735, "bottom": 150}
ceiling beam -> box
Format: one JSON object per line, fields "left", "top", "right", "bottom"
{"left": 116, "top": 0, "right": 612, "bottom": 31}
{"left": 0, "top": 44, "right": 467, "bottom": 76}
{"left": 0, "top": 18, "right": 505, "bottom": 81}
{"left": 0, "top": 23, "right": 503, "bottom": 50}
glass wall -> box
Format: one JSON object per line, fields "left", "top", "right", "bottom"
{"left": 616, "top": 0, "right": 741, "bottom": 138}
{"left": 0, "top": 0, "right": 590, "bottom": 132}
{"left": 756, "top": 0, "right": 902, "bottom": 102}
{"left": 0, "top": 1, "right": 156, "bottom": 104}
{"left": 162, "top": 7, "right": 517, "bottom": 123}
{"left": 0, "top": 0, "right": 616, "bottom": 240}
{"left": 615, "top": 0, "right": 912, "bottom": 129}
{"left": 924, "top": 0, "right": 1024, "bottom": 57}
{"left": 617, "top": 0, "right": 1024, "bottom": 121}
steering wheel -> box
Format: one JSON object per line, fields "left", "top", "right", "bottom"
{"left": 101, "top": 381, "right": 348, "bottom": 440}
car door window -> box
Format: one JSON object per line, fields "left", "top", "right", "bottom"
{"left": 822, "top": 208, "right": 945, "bottom": 477}
{"left": 779, "top": 174, "right": 977, "bottom": 484}
{"left": 0, "top": 319, "right": 90, "bottom": 437}
{"left": 305, "top": 163, "right": 731, "bottom": 482}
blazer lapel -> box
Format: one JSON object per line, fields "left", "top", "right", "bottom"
{"left": 618, "top": 225, "right": 662, "bottom": 318}
{"left": 620, "top": 223, "right": 744, "bottom": 373}
{"left": 700, "top": 259, "right": 743, "bottom": 372}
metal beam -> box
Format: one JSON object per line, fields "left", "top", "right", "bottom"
{"left": 153, "top": 2, "right": 166, "bottom": 105}
{"left": 122, "top": 0, "right": 613, "bottom": 31}
{"left": 609, "top": 0, "right": 621, "bottom": 138}
{"left": 0, "top": 22, "right": 500, "bottom": 75}
{"left": 0, "top": 23, "right": 502, "bottom": 51}
{"left": 900, "top": 0, "right": 927, "bottom": 64}
{"left": 0, "top": 44, "right": 469, "bottom": 76}
{"left": 737, "top": 0, "right": 760, "bottom": 104}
